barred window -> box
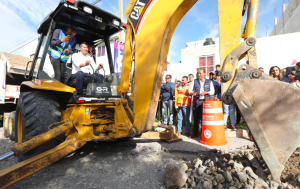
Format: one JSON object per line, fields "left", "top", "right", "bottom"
{"left": 199, "top": 55, "right": 214, "bottom": 76}
{"left": 97, "top": 45, "right": 106, "bottom": 57}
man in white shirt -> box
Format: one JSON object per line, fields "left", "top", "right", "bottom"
{"left": 70, "top": 42, "right": 104, "bottom": 95}
{"left": 189, "top": 68, "right": 215, "bottom": 138}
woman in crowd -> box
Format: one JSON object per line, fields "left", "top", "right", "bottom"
{"left": 269, "top": 66, "right": 282, "bottom": 80}
{"left": 282, "top": 68, "right": 287, "bottom": 77}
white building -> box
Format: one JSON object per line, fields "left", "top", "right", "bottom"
{"left": 270, "top": 0, "right": 300, "bottom": 36}
{"left": 165, "top": 32, "right": 300, "bottom": 79}
{"left": 165, "top": 38, "right": 220, "bottom": 80}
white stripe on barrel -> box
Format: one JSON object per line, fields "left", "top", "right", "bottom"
{"left": 203, "top": 108, "right": 223, "bottom": 113}
{"left": 202, "top": 121, "right": 224, "bottom": 126}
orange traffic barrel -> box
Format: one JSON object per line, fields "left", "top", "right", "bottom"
{"left": 200, "top": 100, "right": 228, "bottom": 146}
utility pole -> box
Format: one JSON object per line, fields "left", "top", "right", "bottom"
{"left": 119, "top": 0, "right": 124, "bottom": 43}
{"left": 274, "top": 8, "right": 277, "bottom": 35}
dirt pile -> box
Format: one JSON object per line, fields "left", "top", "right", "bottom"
{"left": 164, "top": 146, "right": 300, "bottom": 189}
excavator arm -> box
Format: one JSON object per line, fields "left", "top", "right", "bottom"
{"left": 0, "top": 1, "right": 299, "bottom": 187}
{"left": 120, "top": 0, "right": 300, "bottom": 182}
{"left": 119, "top": 0, "right": 198, "bottom": 133}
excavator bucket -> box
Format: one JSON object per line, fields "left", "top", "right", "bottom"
{"left": 233, "top": 78, "right": 300, "bottom": 181}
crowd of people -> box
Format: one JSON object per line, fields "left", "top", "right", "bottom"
{"left": 157, "top": 65, "right": 239, "bottom": 139}
{"left": 157, "top": 62, "right": 300, "bottom": 138}
{"left": 267, "top": 62, "right": 300, "bottom": 88}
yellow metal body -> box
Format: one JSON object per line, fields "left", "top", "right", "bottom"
{"left": 120, "top": 0, "right": 197, "bottom": 132}
{"left": 218, "top": 0, "right": 243, "bottom": 96}
{"left": 21, "top": 79, "right": 75, "bottom": 93}
{"left": 3, "top": 113, "right": 9, "bottom": 138}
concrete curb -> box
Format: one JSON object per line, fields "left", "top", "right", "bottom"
{"left": 154, "top": 125, "right": 250, "bottom": 139}
{"left": 225, "top": 129, "right": 250, "bottom": 139}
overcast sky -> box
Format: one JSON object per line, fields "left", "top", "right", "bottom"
{"left": 0, "top": 0, "right": 286, "bottom": 63}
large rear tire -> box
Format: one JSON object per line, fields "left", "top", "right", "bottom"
{"left": 15, "top": 91, "right": 63, "bottom": 161}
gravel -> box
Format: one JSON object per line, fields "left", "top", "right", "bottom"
{"left": 2, "top": 126, "right": 300, "bottom": 189}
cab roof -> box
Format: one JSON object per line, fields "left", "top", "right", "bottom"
{"left": 38, "top": 0, "right": 122, "bottom": 41}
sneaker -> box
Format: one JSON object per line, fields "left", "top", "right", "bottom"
{"left": 231, "top": 125, "right": 237, "bottom": 131}
{"left": 189, "top": 133, "right": 198, "bottom": 139}
{"left": 185, "top": 132, "right": 191, "bottom": 137}
{"left": 224, "top": 125, "right": 227, "bottom": 131}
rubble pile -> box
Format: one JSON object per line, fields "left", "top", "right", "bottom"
{"left": 164, "top": 146, "right": 300, "bottom": 189}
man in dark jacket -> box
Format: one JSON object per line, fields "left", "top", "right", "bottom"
{"left": 189, "top": 68, "right": 215, "bottom": 138}
{"left": 48, "top": 26, "right": 77, "bottom": 82}
{"left": 214, "top": 73, "right": 221, "bottom": 100}
{"left": 161, "top": 75, "right": 175, "bottom": 127}
{"left": 209, "top": 72, "right": 219, "bottom": 97}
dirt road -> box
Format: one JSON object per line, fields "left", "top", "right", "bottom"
{"left": 0, "top": 128, "right": 179, "bottom": 189}
{"left": 0, "top": 127, "right": 255, "bottom": 189}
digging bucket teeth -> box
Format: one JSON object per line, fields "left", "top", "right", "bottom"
{"left": 233, "top": 78, "right": 300, "bottom": 181}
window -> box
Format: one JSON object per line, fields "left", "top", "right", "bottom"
{"left": 199, "top": 55, "right": 214, "bottom": 76}
{"left": 97, "top": 45, "right": 106, "bottom": 57}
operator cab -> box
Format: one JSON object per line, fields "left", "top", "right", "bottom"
{"left": 27, "top": 0, "right": 122, "bottom": 102}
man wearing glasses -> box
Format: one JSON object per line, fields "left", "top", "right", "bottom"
{"left": 160, "top": 75, "right": 175, "bottom": 127}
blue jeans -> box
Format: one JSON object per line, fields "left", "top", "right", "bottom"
{"left": 163, "top": 100, "right": 173, "bottom": 125}
{"left": 223, "top": 104, "right": 236, "bottom": 126}
{"left": 177, "top": 106, "right": 190, "bottom": 133}
{"left": 71, "top": 71, "right": 104, "bottom": 94}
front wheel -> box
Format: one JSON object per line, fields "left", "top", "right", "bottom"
{"left": 15, "top": 91, "right": 63, "bottom": 161}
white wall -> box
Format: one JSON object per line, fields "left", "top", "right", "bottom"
{"left": 270, "top": 0, "right": 300, "bottom": 36}
{"left": 164, "top": 33, "right": 300, "bottom": 79}
{"left": 23, "top": 38, "right": 54, "bottom": 78}
{"left": 95, "top": 40, "right": 116, "bottom": 75}
{"left": 255, "top": 32, "right": 300, "bottom": 72}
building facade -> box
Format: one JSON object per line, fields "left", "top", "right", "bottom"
{"left": 165, "top": 38, "right": 220, "bottom": 81}
{"left": 165, "top": 32, "right": 300, "bottom": 80}
{"left": 270, "top": 0, "right": 300, "bottom": 36}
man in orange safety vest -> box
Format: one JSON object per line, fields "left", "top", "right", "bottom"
{"left": 175, "top": 76, "right": 191, "bottom": 136}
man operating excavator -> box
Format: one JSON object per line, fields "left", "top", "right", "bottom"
{"left": 70, "top": 42, "right": 104, "bottom": 95}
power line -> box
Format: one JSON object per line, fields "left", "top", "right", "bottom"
{"left": 92, "top": 0, "right": 101, "bottom": 5}
{"left": 9, "top": 37, "right": 38, "bottom": 54}
{"left": 4, "top": 34, "right": 38, "bottom": 52}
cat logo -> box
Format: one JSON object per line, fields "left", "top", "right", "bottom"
{"left": 130, "top": 0, "right": 146, "bottom": 20}
{"left": 129, "top": 0, "right": 152, "bottom": 32}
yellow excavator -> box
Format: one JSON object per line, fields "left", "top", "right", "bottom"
{"left": 0, "top": 0, "right": 299, "bottom": 187}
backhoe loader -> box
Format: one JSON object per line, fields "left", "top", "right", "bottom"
{"left": 1, "top": 0, "right": 299, "bottom": 187}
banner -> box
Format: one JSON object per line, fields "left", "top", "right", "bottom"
{"left": 114, "top": 42, "right": 124, "bottom": 76}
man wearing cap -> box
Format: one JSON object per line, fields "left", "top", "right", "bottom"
{"left": 48, "top": 26, "right": 77, "bottom": 82}
{"left": 288, "top": 71, "right": 300, "bottom": 88}
{"left": 282, "top": 62, "right": 300, "bottom": 83}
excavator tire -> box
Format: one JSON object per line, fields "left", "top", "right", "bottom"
{"left": 16, "top": 91, "right": 64, "bottom": 161}
{"left": 7, "top": 111, "right": 16, "bottom": 141}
